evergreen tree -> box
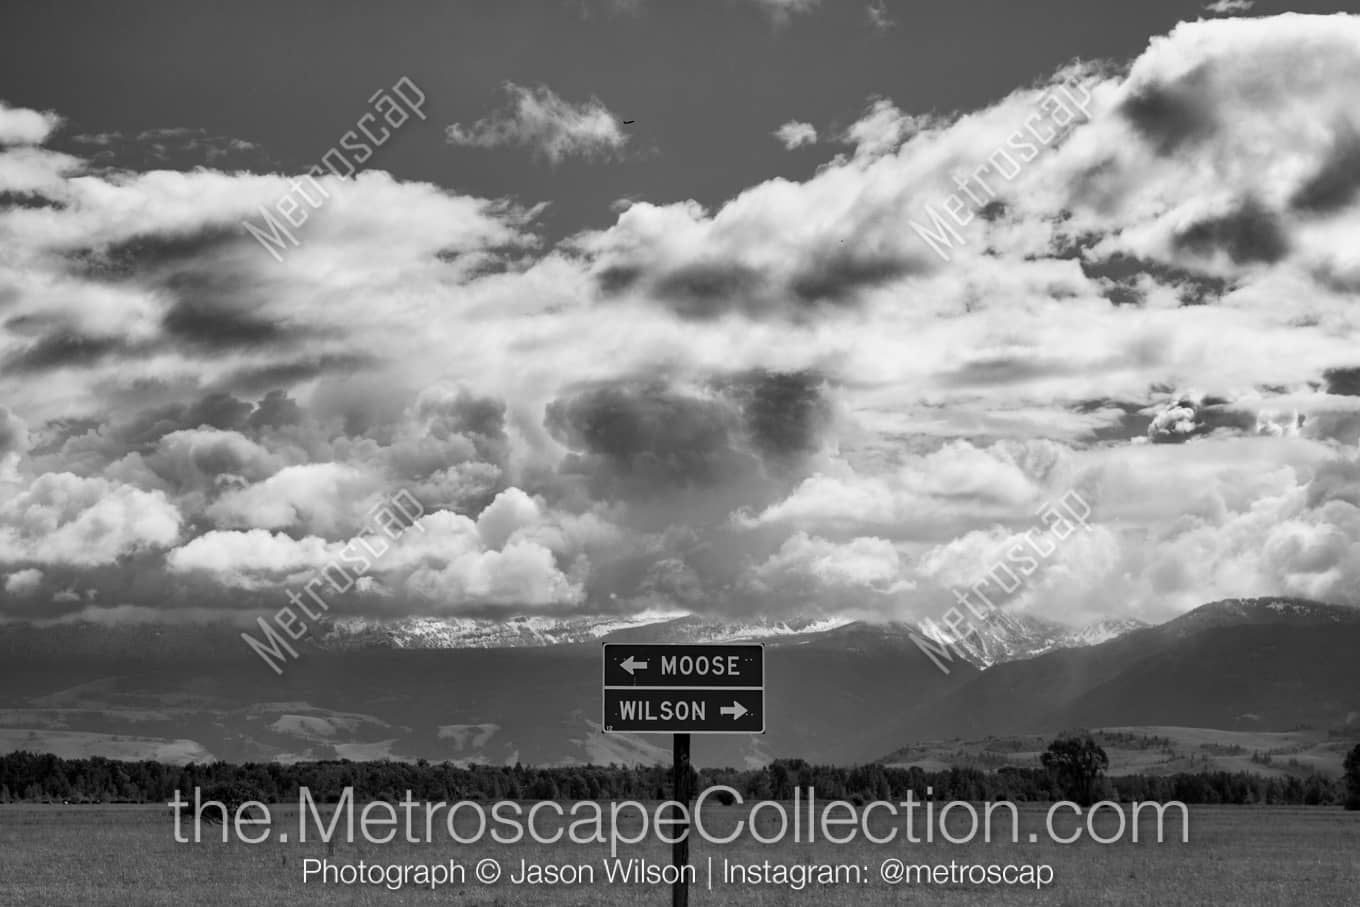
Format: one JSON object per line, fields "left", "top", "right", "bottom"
{"left": 1344, "top": 743, "right": 1360, "bottom": 811}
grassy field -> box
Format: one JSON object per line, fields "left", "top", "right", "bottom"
{"left": 1, "top": 802, "right": 1358, "bottom": 906}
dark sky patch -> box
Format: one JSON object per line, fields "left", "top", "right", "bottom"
{"left": 1098, "top": 279, "right": 1144, "bottom": 307}
{"left": 1117, "top": 63, "right": 1217, "bottom": 155}
{"left": 61, "top": 224, "right": 312, "bottom": 355}
{"left": 3, "top": 0, "right": 1275, "bottom": 249}
{"left": 1, "top": 329, "right": 130, "bottom": 375}
{"left": 545, "top": 381, "right": 760, "bottom": 498}
{"left": 1172, "top": 200, "right": 1288, "bottom": 265}
{"left": 787, "top": 249, "right": 913, "bottom": 304}
{"left": 67, "top": 224, "right": 244, "bottom": 280}
{"left": 1311, "top": 262, "right": 1360, "bottom": 296}
{"left": 1072, "top": 398, "right": 1154, "bottom": 444}
{"left": 4, "top": 312, "right": 65, "bottom": 336}
{"left": 650, "top": 261, "right": 766, "bottom": 319}
{"left": 594, "top": 263, "right": 644, "bottom": 297}
{"left": 436, "top": 244, "right": 539, "bottom": 280}
{"left": 941, "top": 356, "right": 1070, "bottom": 388}
{"left": 1323, "top": 367, "right": 1360, "bottom": 397}
{"left": 168, "top": 391, "right": 256, "bottom": 434}
{"left": 0, "top": 190, "right": 65, "bottom": 210}
{"left": 421, "top": 391, "right": 506, "bottom": 444}
{"left": 1071, "top": 249, "right": 1234, "bottom": 307}
{"left": 116, "top": 392, "right": 255, "bottom": 452}
{"left": 721, "top": 370, "right": 832, "bottom": 466}
{"left": 247, "top": 390, "right": 305, "bottom": 430}
{"left": 414, "top": 387, "right": 510, "bottom": 466}
{"left": 1289, "top": 126, "right": 1360, "bottom": 215}
{"left": 160, "top": 295, "right": 293, "bottom": 351}
{"left": 57, "top": 128, "right": 274, "bottom": 172}
{"left": 977, "top": 199, "right": 1008, "bottom": 222}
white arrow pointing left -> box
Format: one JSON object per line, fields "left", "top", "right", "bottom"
{"left": 620, "top": 656, "right": 649, "bottom": 675}
{"left": 720, "top": 702, "right": 749, "bottom": 720}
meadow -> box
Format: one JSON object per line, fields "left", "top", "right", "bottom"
{"left": 1, "top": 802, "right": 1358, "bottom": 906}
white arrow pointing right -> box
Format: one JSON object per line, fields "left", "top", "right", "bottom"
{"left": 720, "top": 701, "right": 749, "bottom": 720}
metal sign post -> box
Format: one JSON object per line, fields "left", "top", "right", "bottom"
{"left": 602, "top": 643, "right": 766, "bottom": 905}
{"left": 672, "top": 732, "right": 691, "bottom": 907}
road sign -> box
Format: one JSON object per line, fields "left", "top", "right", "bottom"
{"left": 603, "top": 643, "right": 762, "bottom": 688}
{"left": 602, "top": 644, "right": 765, "bottom": 734}
{"left": 604, "top": 688, "right": 764, "bottom": 733}
{"left": 602, "top": 645, "right": 765, "bottom": 905}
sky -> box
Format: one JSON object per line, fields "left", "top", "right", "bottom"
{"left": 2, "top": 0, "right": 1360, "bottom": 632}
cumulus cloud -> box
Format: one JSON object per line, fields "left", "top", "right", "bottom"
{"left": 205, "top": 463, "right": 382, "bottom": 535}
{"left": 168, "top": 488, "right": 603, "bottom": 611}
{"left": 773, "top": 121, "right": 818, "bottom": 150}
{"left": 740, "top": 440, "right": 1064, "bottom": 540}
{"left": 446, "top": 83, "right": 629, "bottom": 164}
{"left": 0, "top": 474, "right": 181, "bottom": 566}
{"left": 1144, "top": 392, "right": 1260, "bottom": 444}
{"left": 167, "top": 527, "right": 332, "bottom": 575}
{"left": 4, "top": 568, "right": 43, "bottom": 596}
{"left": 742, "top": 532, "right": 913, "bottom": 616}
{"left": 5, "top": 14, "right": 1360, "bottom": 630}
{"left": 839, "top": 97, "right": 927, "bottom": 157}
{"left": 0, "top": 101, "right": 62, "bottom": 146}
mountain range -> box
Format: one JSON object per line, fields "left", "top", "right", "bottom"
{"left": 0, "top": 597, "right": 1355, "bottom": 769}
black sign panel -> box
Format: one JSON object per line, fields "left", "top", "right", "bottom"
{"left": 603, "top": 643, "right": 763, "bottom": 688}
{"left": 603, "top": 688, "right": 765, "bottom": 734}
{"left": 602, "top": 644, "right": 765, "bottom": 734}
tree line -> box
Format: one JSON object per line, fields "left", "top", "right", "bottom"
{"left": 3, "top": 737, "right": 1359, "bottom": 807}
